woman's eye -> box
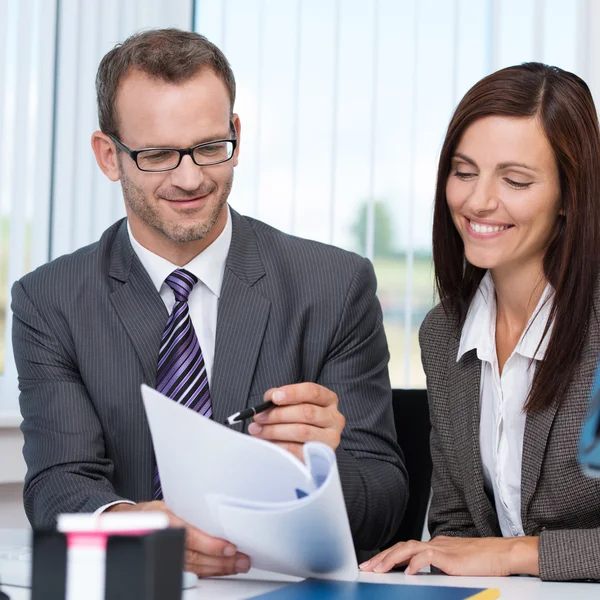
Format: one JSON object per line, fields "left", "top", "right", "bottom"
{"left": 453, "top": 170, "right": 476, "bottom": 180}
{"left": 505, "top": 178, "right": 532, "bottom": 189}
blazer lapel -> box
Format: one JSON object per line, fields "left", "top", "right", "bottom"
{"left": 448, "top": 335, "right": 499, "bottom": 534}
{"left": 108, "top": 221, "right": 168, "bottom": 387}
{"left": 521, "top": 301, "right": 600, "bottom": 527}
{"left": 520, "top": 400, "right": 559, "bottom": 529}
{"left": 210, "top": 210, "right": 271, "bottom": 426}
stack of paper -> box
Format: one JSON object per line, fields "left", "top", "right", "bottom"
{"left": 141, "top": 385, "right": 359, "bottom": 581}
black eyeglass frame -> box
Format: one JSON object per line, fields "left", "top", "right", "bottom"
{"left": 108, "top": 129, "right": 238, "bottom": 172}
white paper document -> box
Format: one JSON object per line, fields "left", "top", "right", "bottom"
{"left": 141, "top": 384, "right": 359, "bottom": 581}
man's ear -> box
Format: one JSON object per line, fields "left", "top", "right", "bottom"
{"left": 231, "top": 113, "right": 241, "bottom": 168}
{"left": 91, "top": 131, "right": 121, "bottom": 182}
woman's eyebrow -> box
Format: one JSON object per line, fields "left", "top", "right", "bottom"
{"left": 452, "top": 152, "right": 477, "bottom": 166}
{"left": 496, "top": 161, "right": 540, "bottom": 172}
{"left": 453, "top": 152, "right": 540, "bottom": 173}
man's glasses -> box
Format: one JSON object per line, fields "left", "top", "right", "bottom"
{"left": 109, "top": 130, "right": 237, "bottom": 172}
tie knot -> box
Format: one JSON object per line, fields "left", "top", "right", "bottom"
{"left": 165, "top": 269, "right": 198, "bottom": 302}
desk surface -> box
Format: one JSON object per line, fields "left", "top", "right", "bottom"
{"left": 1, "top": 529, "right": 598, "bottom": 599}
{"left": 3, "top": 570, "right": 600, "bottom": 600}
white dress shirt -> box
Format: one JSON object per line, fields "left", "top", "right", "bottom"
{"left": 95, "top": 206, "right": 232, "bottom": 513}
{"left": 457, "top": 271, "right": 554, "bottom": 537}
{"left": 127, "top": 207, "right": 232, "bottom": 385}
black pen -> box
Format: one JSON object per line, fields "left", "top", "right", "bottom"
{"left": 224, "top": 400, "right": 275, "bottom": 426}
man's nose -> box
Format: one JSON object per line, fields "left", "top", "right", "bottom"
{"left": 169, "top": 155, "right": 205, "bottom": 191}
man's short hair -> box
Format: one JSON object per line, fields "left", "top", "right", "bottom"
{"left": 96, "top": 28, "right": 236, "bottom": 137}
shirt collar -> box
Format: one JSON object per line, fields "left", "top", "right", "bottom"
{"left": 457, "top": 270, "right": 554, "bottom": 363}
{"left": 457, "top": 271, "right": 497, "bottom": 363}
{"left": 127, "top": 205, "right": 232, "bottom": 298}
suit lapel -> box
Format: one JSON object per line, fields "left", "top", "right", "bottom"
{"left": 448, "top": 335, "right": 499, "bottom": 534}
{"left": 521, "top": 301, "right": 600, "bottom": 525}
{"left": 210, "top": 211, "right": 270, "bottom": 426}
{"left": 520, "top": 400, "right": 559, "bottom": 527}
{"left": 108, "top": 221, "right": 168, "bottom": 387}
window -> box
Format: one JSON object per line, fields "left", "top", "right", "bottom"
{"left": 0, "top": 0, "right": 192, "bottom": 409}
{"left": 0, "top": 0, "right": 594, "bottom": 410}
{"left": 194, "top": 0, "right": 587, "bottom": 387}
{"left": 0, "top": 0, "right": 56, "bottom": 404}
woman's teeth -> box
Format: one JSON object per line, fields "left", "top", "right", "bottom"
{"left": 469, "top": 220, "right": 510, "bottom": 233}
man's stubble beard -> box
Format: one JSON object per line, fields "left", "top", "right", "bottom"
{"left": 118, "top": 158, "right": 233, "bottom": 243}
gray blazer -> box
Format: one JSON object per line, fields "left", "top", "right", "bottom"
{"left": 12, "top": 209, "right": 407, "bottom": 551}
{"left": 420, "top": 297, "right": 600, "bottom": 581}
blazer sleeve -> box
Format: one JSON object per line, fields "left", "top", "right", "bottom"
{"left": 538, "top": 528, "right": 600, "bottom": 581}
{"left": 12, "top": 279, "right": 128, "bottom": 527}
{"left": 318, "top": 257, "right": 408, "bottom": 551}
{"left": 420, "top": 312, "right": 479, "bottom": 538}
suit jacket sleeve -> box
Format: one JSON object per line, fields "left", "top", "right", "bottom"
{"left": 318, "top": 257, "right": 408, "bottom": 551}
{"left": 538, "top": 528, "right": 600, "bottom": 581}
{"left": 420, "top": 312, "right": 478, "bottom": 539}
{"left": 12, "top": 279, "right": 128, "bottom": 527}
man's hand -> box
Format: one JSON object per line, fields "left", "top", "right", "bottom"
{"left": 247, "top": 383, "right": 346, "bottom": 461}
{"left": 359, "top": 535, "right": 540, "bottom": 577}
{"left": 105, "top": 501, "right": 250, "bottom": 577}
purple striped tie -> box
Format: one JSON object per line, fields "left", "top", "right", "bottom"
{"left": 152, "top": 268, "right": 212, "bottom": 500}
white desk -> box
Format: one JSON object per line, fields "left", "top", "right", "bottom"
{"left": 1, "top": 529, "right": 599, "bottom": 599}
{"left": 187, "top": 571, "right": 599, "bottom": 599}
{"left": 3, "top": 569, "right": 600, "bottom": 600}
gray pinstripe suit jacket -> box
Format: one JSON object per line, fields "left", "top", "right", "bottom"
{"left": 11, "top": 209, "right": 407, "bottom": 552}
{"left": 420, "top": 298, "right": 600, "bottom": 581}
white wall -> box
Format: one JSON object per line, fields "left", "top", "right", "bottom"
{"left": 0, "top": 418, "right": 27, "bottom": 528}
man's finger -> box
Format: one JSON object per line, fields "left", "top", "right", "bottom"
{"left": 249, "top": 422, "right": 339, "bottom": 447}
{"left": 184, "top": 550, "right": 250, "bottom": 576}
{"left": 171, "top": 520, "right": 237, "bottom": 557}
{"left": 265, "top": 383, "right": 338, "bottom": 408}
{"left": 189, "top": 561, "right": 250, "bottom": 578}
{"left": 185, "top": 550, "right": 249, "bottom": 568}
{"left": 254, "top": 403, "right": 333, "bottom": 427}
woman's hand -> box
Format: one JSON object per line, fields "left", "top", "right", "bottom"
{"left": 360, "top": 536, "right": 539, "bottom": 577}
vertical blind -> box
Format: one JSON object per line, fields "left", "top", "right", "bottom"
{"left": 194, "top": 0, "right": 595, "bottom": 389}
{"left": 0, "top": 0, "right": 192, "bottom": 409}
{"left": 0, "top": 0, "right": 598, "bottom": 410}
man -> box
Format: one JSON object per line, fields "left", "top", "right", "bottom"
{"left": 12, "top": 29, "right": 407, "bottom": 578}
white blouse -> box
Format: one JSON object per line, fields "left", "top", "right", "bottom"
{"left": 457, "top": 271, "right": 554, "bottom": 537}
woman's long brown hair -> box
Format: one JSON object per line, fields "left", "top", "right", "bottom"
{"left": 433, "top": 62, "right": 600, "bottom": 412}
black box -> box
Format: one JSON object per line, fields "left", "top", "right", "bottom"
{"left": 104, "top": 529, "right": 185, "bottom": 600}
{"left": 31, "top": 530, "right": 67, "bottom": 600}
{"left": 31, "top": 527, "right": 185, "bottom": 600}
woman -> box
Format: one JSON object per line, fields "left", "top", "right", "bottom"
{"left": 361, "top": 63, "right": 600, "bottom": 581}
